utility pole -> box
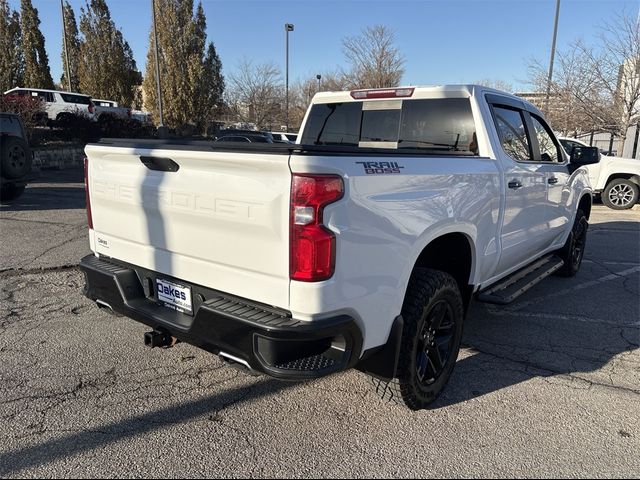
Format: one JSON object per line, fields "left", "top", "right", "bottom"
{"left": 60, "top": 0, "right": 72, "bottom": 92}
{"left": 544, "top": 0, "right": 561, "bottom": 114}
{"left": 316, "top": 74, "right": 321, "bottom": 92}
{"left": 152, "top": 0, "right": 166, "bottom": 134}
{"left": 285, "top": 23, "right": 294, "bottom": 131}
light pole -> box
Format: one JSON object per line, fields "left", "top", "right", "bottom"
{"left": 152, "top": 0, "right": 166, "bottom": 136}
{"left": 316, "top": 74, "right": 321, "bottom": 92}
{"left": 544, "top": 0, "right": 561, "bottom": 114}
{"left": 285, "top": 23, "right": 294, "bottom": 131}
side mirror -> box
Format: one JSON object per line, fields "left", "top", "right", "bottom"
{"left": 570, "top": 146, "right": 601, "bottom": 166}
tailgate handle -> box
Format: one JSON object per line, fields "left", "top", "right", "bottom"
{"left": 140, "top": 156, "right": 180, "bottom": 172}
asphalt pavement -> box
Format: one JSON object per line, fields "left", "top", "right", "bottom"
{"left": 1, "top": 168, "right": 638, "bottom": 478}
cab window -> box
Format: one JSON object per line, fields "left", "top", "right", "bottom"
{"left": 492, "top": 106, "right": 531, "bottom": 162}
{"left": 531, "top": 115, "right": 561, "bottom": 162}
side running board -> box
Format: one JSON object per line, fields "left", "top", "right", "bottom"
{"left": 477, "top": 254, "right": 565, "bottom": 305}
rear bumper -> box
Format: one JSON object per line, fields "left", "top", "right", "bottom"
{"left": 79, "top": 254, "right": 363, "bottom": 380}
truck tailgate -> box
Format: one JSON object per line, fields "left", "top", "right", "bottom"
{"left": 85, "top": 144, "right": 292, "bottom": 309}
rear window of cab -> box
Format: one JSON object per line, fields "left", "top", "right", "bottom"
{"left": 300, "top": 98, "right": 478, "bottom": 155}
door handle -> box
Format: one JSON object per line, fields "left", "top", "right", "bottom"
{"left": 508, "top": 180, "right": 523, "bottom": 189}
{"left": 548, "top": 177, "right": 558, "bottom": 185}
{"left": 140, "top": 156, "right": 180, "bottom": 172}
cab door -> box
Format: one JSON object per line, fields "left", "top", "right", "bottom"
{"left": 489, "top": 100, "right": 551, "bottom": 275}
{"left": 527, "top": 113, "right": 572, "bottom": 247}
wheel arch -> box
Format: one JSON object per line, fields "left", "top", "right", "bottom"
{"left": 406, "top": 230, "right": 476, "bottom": 313}
{"left": 605, "top": 173, "right": 640, "bottom": 189}
{"left": 578, "top": 193, "right": 592, "bottom": 220}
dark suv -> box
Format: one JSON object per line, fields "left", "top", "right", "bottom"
{"left": 1, "top": 113, "right": 32, "bottom": 201}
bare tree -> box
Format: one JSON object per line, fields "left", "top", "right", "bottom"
{"left": 475, "top": 79, "right": 514, "bottom": 93}
{"left": 226, "top": 59, "right": 283, "bottom": 129}
{"left": 528, "top": 44, "right": 609, "bottom": 135}
{"left": 527, "top": 10, "right": 639, "bottom": 141}
{"left": 586, "top": 10, "right": 640, "bottom": 145}
{"left": 342, "top": 25, "right": 405, "bottom": 89}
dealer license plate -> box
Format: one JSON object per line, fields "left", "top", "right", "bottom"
{"left": 156, "top": 278, "right": 193, "bottom": 315}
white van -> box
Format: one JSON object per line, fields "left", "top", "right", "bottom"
{"left": 3, "top": 88, "right": 96, "bottom": 122}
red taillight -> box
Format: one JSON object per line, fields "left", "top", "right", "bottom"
{"left": 290, "top": 174, "right": 343, "bottom": 282}
{"left": 84, "top": 156, "right": 93, "bottom": 229}
{"left": 88, "top": 102, "right": 94, "bottom": 114}
{"left": 350, "top": 87, "right": 414, "bottom": 100}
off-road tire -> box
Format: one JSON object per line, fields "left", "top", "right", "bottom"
{"left": 371, "top": 268, "right": 464, "bottom": 410}
{"left": 1, "top": 136, "right": 31, "bottom": 180}
{"left": 555, "top": 209, "right": 588, "bottom": 277}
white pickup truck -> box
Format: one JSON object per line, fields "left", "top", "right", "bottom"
{"left": 93, "top": 99, "right": 131, "bottom": 121}
{"left": 559, "top": 137, "right": 639, "bottom": 210}
{"left": 80, "top": 85, "right": 599, "bottom": 410}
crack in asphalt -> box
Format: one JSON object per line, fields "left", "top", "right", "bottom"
{"left": 18, "top": 229, "right": 87, "bottom": 269}
{"left": 463, "top": 341, "right": 640, "bottom": 396}
{"left": 0, "top": 264, "right": 78, "bottom": 277}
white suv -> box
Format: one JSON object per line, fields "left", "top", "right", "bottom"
{"left": 559, "top": 137, "right": 640, "bottom": 209}
{"left": 3, "top": 88, "right": 96, "bottom": 122}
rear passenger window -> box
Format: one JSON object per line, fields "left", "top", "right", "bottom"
{"left": 0, "top": 116, "right": 22, "bottom": 136}
{"left": 531, "top": 115, "right": 561, "bottom": 162}
{"left": 28, "top": 91, "right": 53, "bottom": 102}
{"left": 493, "top": 107, "right": 531, "bottom": 162}
{"left": 60, "top": 93, "right": 91, "bottom": 105}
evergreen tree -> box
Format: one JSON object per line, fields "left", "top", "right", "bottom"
{"left": 201, "top": 42, "right": 224, "bottom": 127}
{"left": 78, "top": 0, "right": 140, "bottom": 106}
{"left": 0, "top": 0, "right": 24, "bottom": 92}
{"left": 143, "top": 0, "right": 224, "bottom": 129}
{"left": 60, "top": 1, "right": 80, "bottom": 92}
{"left": 20, "top": 0, "right": 53, "bottom": 89}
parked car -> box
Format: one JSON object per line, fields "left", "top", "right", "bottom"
{"left": 559, "top": 137, "right": 639, "bottom": 209}
{"left": 214, "top": 129, "right": 274, "bottom": 143}
{"left": 93, "top": 99, "right": 131, "bottom": 121}
{"left": 80, "top": 85, "right": 597, "bottom": 410}
{"left": 3, "top": 88, "right": 95, "bottom": 123}
{"left": 214, "top": 134, "right": 273, "bottom": 143}
{"left": 0, "top": 113, "right": 33, "bottom": 201}
{"left": 130, "top": 110, "right": 152, "bottom": 124}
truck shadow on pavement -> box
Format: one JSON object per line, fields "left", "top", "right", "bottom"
{"left": 0, "top": 378, "right": 298, "bottom": 477}
{"left": 433, "top": 220, "right": 640, "bottom": 408}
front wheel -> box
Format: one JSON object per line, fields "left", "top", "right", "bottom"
{"left": 555, "top": 209, "right": 588, "bottom": 277}
{"left": 602, "top": 179, "right": 639, "bottom": 210}
{"left": 371, "top": 268, "right": 464, "bottom": 410}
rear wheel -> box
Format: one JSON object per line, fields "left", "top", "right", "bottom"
{"left": 371, "top": 268, "right": 464, "bottom": 410}
{"left": 602, "top": 179, "right": 639, "bottom": 210}
{"left": 1, "top": 136, "right": 31, "bottom": 180}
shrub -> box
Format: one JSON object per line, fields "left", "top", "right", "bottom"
{"left": 0, "top": 95, "right": 47, "bottom": 129}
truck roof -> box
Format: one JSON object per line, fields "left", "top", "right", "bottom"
{"left": 3, "top": 87, "right": 92, "bottom": 98}
{"left": 311, "top": 84, "right": 542, "bottom": 116}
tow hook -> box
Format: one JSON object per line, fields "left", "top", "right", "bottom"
{"left": 144, "top": 329, "right": 178, "bottom": 348}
